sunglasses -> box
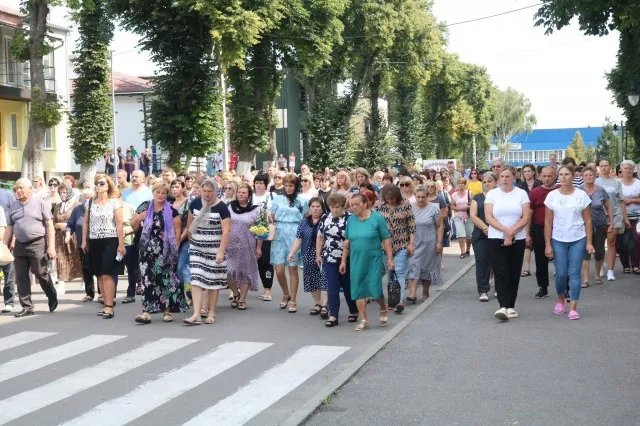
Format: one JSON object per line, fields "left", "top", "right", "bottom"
{"left": 48, "top": 183, "right": 59, "bottom": 187}
{"left": 399, "top": 183, "right": 410, "bottom": 187}
{"left": 94, "top": 181, "right": 107, "bottom": 187}
{"left": 275, "top": 176, "right": 283, "bottom": 179}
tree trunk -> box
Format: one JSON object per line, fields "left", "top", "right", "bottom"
{"left": 342, "top": 49, "right": 379, "bottom": 132}
{"left": 370, "top": 73, "right": 381, "bottom": 128}
{"left": 21, "top": 1, "right": 49, "bottom": 179}
{"left": 80, "top": 163, "right": 97, "bottom": 186}
{"left": 167, "top": 149, "right": 182, "bottom": 170}
{"left": 267, "top": 105, "right": 277, "bottom": 164}
{"left": 236, "top": 142, "right": 255, "bottom": 175}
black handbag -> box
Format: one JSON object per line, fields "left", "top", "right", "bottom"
{"left": 617, "top": 228, "right": 636, "bottom": 256}
{"left": 387, "top": 270, "right": 401, "bottom": 307}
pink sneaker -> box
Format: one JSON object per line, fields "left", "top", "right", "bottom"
{"left": 568, "top": 310, "right": 581, "bottom": 320}
{"left": 553, "top": 302, "right": 566, "bottom": 315}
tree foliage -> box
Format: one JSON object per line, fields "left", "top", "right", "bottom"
{"left": 565, "top": 131, "right": 586, "bottom": 163}
{"left": 492, "top": 87, "right": 536, "bottom": 158}
{"left": 69, "top": 0, "right": 113, "bottom": 179}
{"left": 596, "top": 119, "right": 623, "bottom": 164}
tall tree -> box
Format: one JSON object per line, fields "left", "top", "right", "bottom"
{"left": 596, "top": 119, "right": 622, "bottom": 164}
{"left": 492, "top": 87, "right": 537, "bottom": 159}
{"left": 69, "top": 0, "right": 114, "bottom": 183}
{"left": 565, "top": 131, "right": 586, "bottom": 163}
{"left": 11, "top": 0, "right": 66, "bottom": 179}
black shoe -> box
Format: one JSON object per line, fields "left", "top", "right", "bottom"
{"left": 48, "top": 298, "right": 58, "bottom": 313}
{"left": 394, "top": 304, "right": 405, "bottom": 314}
{"left": 534, "top": 288, "right": 549, "bottom": 299}
{"left": 122, "top": 296, "right": 136, "bottom": 304}
{"left": 14, "top": 309, "right": 34, "bottom": 318}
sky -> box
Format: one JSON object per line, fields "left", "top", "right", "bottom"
{"left": 7, "top": 0, "right": 625, "bottom": 129}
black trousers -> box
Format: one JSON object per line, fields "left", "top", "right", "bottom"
{"left": 472, "top": 237, "right": 491, "bottom": 294}
{"left": 531, "top": 224, "right": 550, "bottom": 289}
{"left": 258, "top": 240, "right": 274, "bottom": 289}
{"left": 489, "top": 239, "right": 526, "bottom": 309}
{"left": 77, "top": 248, "right": 95, "bottom": 298}
{"left": 14, "top": 238, "right": 57, "bottom": 310}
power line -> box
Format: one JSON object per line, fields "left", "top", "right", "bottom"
{"left": 446, "top": 3, "right": 542, "bottom": 27}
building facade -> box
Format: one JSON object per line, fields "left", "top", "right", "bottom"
{"left": 0, "top": 6, "right": 70, "bottom": 178}
{"left": 487, "top": 127, "right": 604, "bottom": 166}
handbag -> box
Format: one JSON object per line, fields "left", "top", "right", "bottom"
{"left": 616, "top": 228, "right": 635, "bottom": 255}
{"left": 387, "top": 270, "right": 401, "bottom": 307}
{"left": 0, "top": 242, "right": 14, "bottom": 266}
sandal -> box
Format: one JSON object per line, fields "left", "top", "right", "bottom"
{"left": 347, "top": 314, "right": 358, "bottom": 323}
{"left": 581, "top": 282, "right": 589, "bottom": 288}
{"left": 459, "top": 253, "right": 466, "bottom": 259}
{"left": 183, "top": 317, "right": 202, "bottom": 326}
{"left": 102, "top": 305, "right": 114, "bottom": 320}
{"left": 135, "top": 312, "right": 151, "bottom": 324}
{"left": 262, "top": 293, "right": 272, "bottom": 301}
{"left": 200, "top": 308, "right": 208, "bottom": 319}
{"left": 205, "top": 314, "right": 216, "bottom": 324}
{"left": 288, "top": 302, "right": 298, "bottom": 313}
{"left": 354, "top": 320, "right": 369, "bottom": 331}
{"left": 320, "top": 306, "right": 329, "bottom": 319}
{"left": 163, "top": 312, "right": 173, "bottom": 322}
{"left": 230, "top": 293, "right": 240, "bottom": 309}
{"left": 279, "top": 294, "right": 291, "bottom": 309}
{"left": 634, "top": 268, "right": 640, "bottom": 275}
{"left": 379, "top": 309, "right": 389, "bottom": 327}
{"left": 238, "top": 301, "right": 247, "bottom": 311}
{"left": 325, "top": 318, "right": 339, "bottom": 327}
{"left": 520, "top": 271, "right": 531, "bottom": 277}
{"left": 594, "top": 278, "right": 603, "bottom": 285}
{"left": 309, "top": 304, "right": 322, "bottom": 316}
{"left": 96, "top": 310, "right": 105, "bottom": 317}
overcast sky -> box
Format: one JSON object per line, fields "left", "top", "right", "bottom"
{"left": 12, "top": 0, "right": 625, "bottom": 129}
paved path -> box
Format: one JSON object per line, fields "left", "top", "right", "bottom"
{"left": 0, "top": 249, "right": 471, "bottom": 426}
{"left": 306, "top": 259, "right": 640, "bottom": 426}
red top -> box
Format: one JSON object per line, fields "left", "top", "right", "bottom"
{"left": 529, "top": 185, "right": 559, "bottom": 226}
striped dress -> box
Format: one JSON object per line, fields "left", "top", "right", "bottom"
{"left": 188, "top": 199, "right": 231, "bottom": 290}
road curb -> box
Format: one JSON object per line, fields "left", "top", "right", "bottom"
{"left": 282, "top": 259, "right": 475, "bottom": 426}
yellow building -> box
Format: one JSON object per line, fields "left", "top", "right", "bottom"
{"left": 0, "top": 6, "right": 70, "bottom": 178}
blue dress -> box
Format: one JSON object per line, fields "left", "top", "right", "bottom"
{"left": 270, "top": 195, "right": 308, "bottom": 266}
{"left": 296, "top": 219, "right": 327, "bottom": 292}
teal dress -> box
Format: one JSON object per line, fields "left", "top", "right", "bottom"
{"left": 345, "top": 210, "right": 391, "bottom": 300}
{"left": 270, "top": 194, "right": 309, "bottom": 266}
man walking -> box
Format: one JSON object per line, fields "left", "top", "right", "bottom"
{"left": 0, "top": 188, "right": 15, "bottom": 312}
{"left": 3, "top": 179, "right": 58, "bottom": 317}
{"left": 527, "top": 167, "right": 558, "bottom": 299}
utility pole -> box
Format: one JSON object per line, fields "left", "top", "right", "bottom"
{"left": 110, "top": 50, "right": 117, "bottom": 167}
{"left": 220, "top": 68, "right": 230, "bottom": 171}
{"left": 472, "top": 135, "right": 477, "bottom": 169}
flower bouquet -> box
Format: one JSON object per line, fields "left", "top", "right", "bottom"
{"left": 250, "top": 205, "right": 270, "bottom": 240}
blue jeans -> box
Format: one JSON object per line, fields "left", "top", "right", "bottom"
{"left": 323, "top": 262, "right": 357, "bottom": 318}
{"left": 178, "top": 242, "right": 190, "bottom": 284}
{"left": 1, "top": 262, "right": 14, "bottom": 306}
{"left": 552, "top": 238, "right": 586, "bottom": 302}
{"left": 383, "top": 249, "right": 408, "bottom": 305}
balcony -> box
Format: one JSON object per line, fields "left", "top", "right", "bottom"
{"left": 0, "top": 60, "right": 55, "bottom": 101}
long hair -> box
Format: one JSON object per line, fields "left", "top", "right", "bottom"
{"left": 282, "top": 174, "right": 301, "bottom": 206}
{"left": 189, "top": 178, "right": 219, "bottom": 234}
{"left": 333, "top": 171, "right": 352, "bottom": 192}
{"left": 93, "top": 173, "right": 116, "bottom": 198}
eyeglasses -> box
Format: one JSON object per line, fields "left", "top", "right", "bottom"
{"left": 224, "top": 187, "right": 233, "bottom": 191}
{"left": 275, "top": 176, "right": 283, "bottom": 180}
{"left": 48, "top": 183, "right": 59, "bottom": 187}
{"left": 94, "top": 181, "right": 107, "bottom": 187}
{"left": 399, "top": 183, "right": 410, "bottom": 187}
{"left": 492, "top": 165, "right": 502, "bottom": 169}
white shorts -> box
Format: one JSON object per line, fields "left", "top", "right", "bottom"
{"left": 454, "top": 217, "right": 474, "bottom": 239}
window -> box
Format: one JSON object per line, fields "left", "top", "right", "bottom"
{"left": 44, "top": 128, "right": 53, "bottom": 150}
{"left": 43, "top": 51, "right": 55, "bottom": 92}
{"left": 4, "top": 37, "right": 16, "bottom": 85}
{"left": 9, "top": 114, "right": 18, "bottom": 149}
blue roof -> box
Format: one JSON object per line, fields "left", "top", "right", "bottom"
{"left": 489, "top": 127, "right": 604, "bottom": 152}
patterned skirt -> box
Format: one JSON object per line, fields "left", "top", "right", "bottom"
{"left": 189, "top": 227, "right": 227, "bottom": 290}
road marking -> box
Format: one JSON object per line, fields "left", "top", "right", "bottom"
{"left": 62, "top": 341, "right": 273, "bottom": 426}
{"left": 0, "top": 331, "right": 56, "bottom": 352}
{"left": 0, "top": 334, "right": 126, "bottom": 384}
{"left": 0, "top": 337, "right": 197, "bottom": 425}
{"left": 183, "top": 345, "right": 350, "bottom": 426}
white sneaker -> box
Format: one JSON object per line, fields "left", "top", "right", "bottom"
{"left": 494, "top": 291, "right": 498, "bottom": 297}
{"left": 600, "top": 266, "right": 606, "bottom": 277}
{"left": 506, "top": 308, "right": 518, "bottom": 318}
{"left": 607, "top": 270, "right": 615, "bottom": 281}
{"left": 494, "top": 307, "right": 509, "bottom": 321}
{"left": 1, "top": 305, "right": 14, "bottom": 313}
{"left": 479, "top": 293, "right": 489, "bottom": 302}
{"left": 56, "top": 281, "right": 66, "bottom": 295}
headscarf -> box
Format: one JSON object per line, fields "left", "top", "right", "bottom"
{"left": 140, "top": 200, "right": 179, "bottom": 266}
{"left": 58, "top": 182, "right": 78, "bottom": 214}
{"left": 189, "top": 178, "right": 219, "bottom": 234}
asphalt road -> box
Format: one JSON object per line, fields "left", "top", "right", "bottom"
{"left": 306, "top": 258, "right": 640, "bottom": 426}
{"left": 0, "top": 249, "right": 472, "bottom": 426}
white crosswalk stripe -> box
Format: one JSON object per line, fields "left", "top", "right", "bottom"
{"left": 183, "top": 345, "right": 351, "bottom": 426}
{"left": 0, "top": 337, "right": 197, "bottom": 425}
{"left": 0, "top": 331, "right": 56, "bottom": 352}
{"left": 0, "top": 334, "right": 126, "bottom": 384}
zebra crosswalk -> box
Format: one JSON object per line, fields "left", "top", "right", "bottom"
{"left": 0, "top": 331, "right": 350, "bottom": 425}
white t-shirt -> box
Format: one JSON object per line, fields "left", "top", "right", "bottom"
{"left": 620, "top": 179, "right": 640, "bottom": 216}
{"left": 484, "top": 187, "right": 530, "bottom": 240}
{"left": 544, "top": 188, "right": 591, "bottom": 242}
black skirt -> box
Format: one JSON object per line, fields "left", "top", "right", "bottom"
{"left": 88, "top": 237, "right": 125, "bottom": 276}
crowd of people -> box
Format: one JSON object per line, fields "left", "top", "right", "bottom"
{"left": 0, "top": 154, "right": 638, "bottom": 327}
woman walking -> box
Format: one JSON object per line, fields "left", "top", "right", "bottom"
{"left": 270, "top": 175, "right": 308, "bottom": 313}
{"left": 82, "top": 174, "right": 125, "bottom": 319}
{"left": 184, "top": 179, "right": 230, "bottom": 325}
{"left": 134, "top": 182, "right": 187, "bottom": 324}
{"left": 227, "top": 184, "right": 262, "bottom": 310}
{"left": 316, "top": 193, "right": 358, "bottom": 327}
{"left": 544, "top": 165, "right": 594, "bottom": 320}
{"left": 375, "top": 184, "right": 415, "bottom": 314}
{"left": 619, "top": 160, "right": 640, "bottom": 274}
{"left": 171, "top": 180, "right": 191, "bottom": 302}
{"left": 580, "top": 166, "right": 613, "bottom": 287}
{"left": 288, "top": 198, "right": 327, "bottom": 317}
{"left": 484, "top": 165, "right": 531, "bottom": 321}
{"left": 340, "top": 194, "right": 394, "bottom": 331}
{"left": 470, "top": 172, "right": 498, "bottom": 301}
{"left": 53, "top": 182, "right": 82, "bottom": 295}
{"left": 406, "top": 185, "right": 443, "bottom": 303}
{"left": 252, "top": 174, "right": 274, "bottom": 301}
{"left": 450, "top": 177, "right": 473, "bottom": 258}
{"left": 398, "top": 176, "right": 415, "bottom": 203}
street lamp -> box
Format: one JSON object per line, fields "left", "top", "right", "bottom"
{"left": 629, "top": 82, "right": 639, "bottom": 107}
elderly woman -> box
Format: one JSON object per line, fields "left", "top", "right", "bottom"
{"left": 226, "top": 184, "right": 262, "bottom": 310}
{"left": 52, "top": 182, "right": 82, "bottom": 295}
{"left": 65, "top": 189, "right": 94, "bottom": 301}
{"left": 406, "top": 185, "right": 443, "bottom": 303}
{"left": 184, "top": 178, "right": 231, "bottom": 325}
{"left": 133, "top": 181, "right": 187, "bottom": 324}
{"left": 270, "top": 175, "right": 308, "bottom": 313}
{"left": 619, "top": 160, "right": 640, "bottom": 274}
{"left": 340, "top": 194, "right": 394, "bottom": 331}
{"left": 375, "top": 184, "right": 416, "bottom": 313}
{"left": 288, "top": 197, "right": 327, "bottom": 317}
{"left": 470, "top": 172, "right": 498, "bottom": 301}
{"left": 317, "top": 193, "right": 358, "bottom": 327}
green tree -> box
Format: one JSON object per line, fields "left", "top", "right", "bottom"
{"left": 584, "top": 144, "right": 597, "bottom": 164}
{"left": 69, "top": 0, "right": 114, "bottom": 183}
{"left": 596, "top": 119, "right": 622, "bottom": 164}
{"left": 565, "top": 131, "right": 586, "bottom": 163}
{"left": 492, "top": 87, "right": 536, "bottom": 159}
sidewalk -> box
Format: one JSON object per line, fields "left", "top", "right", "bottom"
{"left": 306, "top": 260, "right": 640, "bottom": 426}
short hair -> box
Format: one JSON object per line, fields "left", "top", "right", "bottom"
{"left": 582, "top": 165, "right": 597, "bottom": 175}
{"left": 414, "top": 184, "right": 428, "bottom": 195}
{"left": 15, "top": 178, "right": 32, "bottom": 188}
{"left": 152, "top": 181, "right": 171, "bottom": 194}
{"left": 482, "top": 171, "right": 498, "bottom": 182}
{"left": 63, "top": 175, "right": 76, "bottom": 187}
{"left": 171, "top": 179, "right": 185, "bottom": 189}
{"left": 456, "top": 177, "right": 468, "bottom": 186}
{"left": 382, "top": 173, "right": 394, "bottom": 182}
{"left": 253, "top": 173, "right": 269, "bottom": 186}
{"left": 521, "top": 163, "right": 536, "bottom": 175}
{"left": 327, "top": 192, "right": 347, "bottom": 208}
{"left": 558, "top": 165, "right": 575, "bottom": 175}
{"left": 162, "top": 167, "right": 175, "bottom": 175}
{"left": 562, "top": 157, "right": 576, "bottom": 166}
{"left": 499, "top": 165, "right": 518, "bottom": 177}
{"left": 598, "top": 158, "right": 611, "bottom": 166}
{"left": 621, "top": 159, "right": 636, "bottom": 169}
{"left": 381, "top": 183, "right": 403, "bottom": 204}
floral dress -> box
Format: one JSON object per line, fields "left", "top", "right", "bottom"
{"left": 138, "top": 208, "right": 188, "bottom": 314}
{"left": 296, "top": 218, "right": 327, "bottom": 292}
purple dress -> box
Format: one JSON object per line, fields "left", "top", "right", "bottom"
{"left": 226, "top": 207, "right": 261, "bottom": 291}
